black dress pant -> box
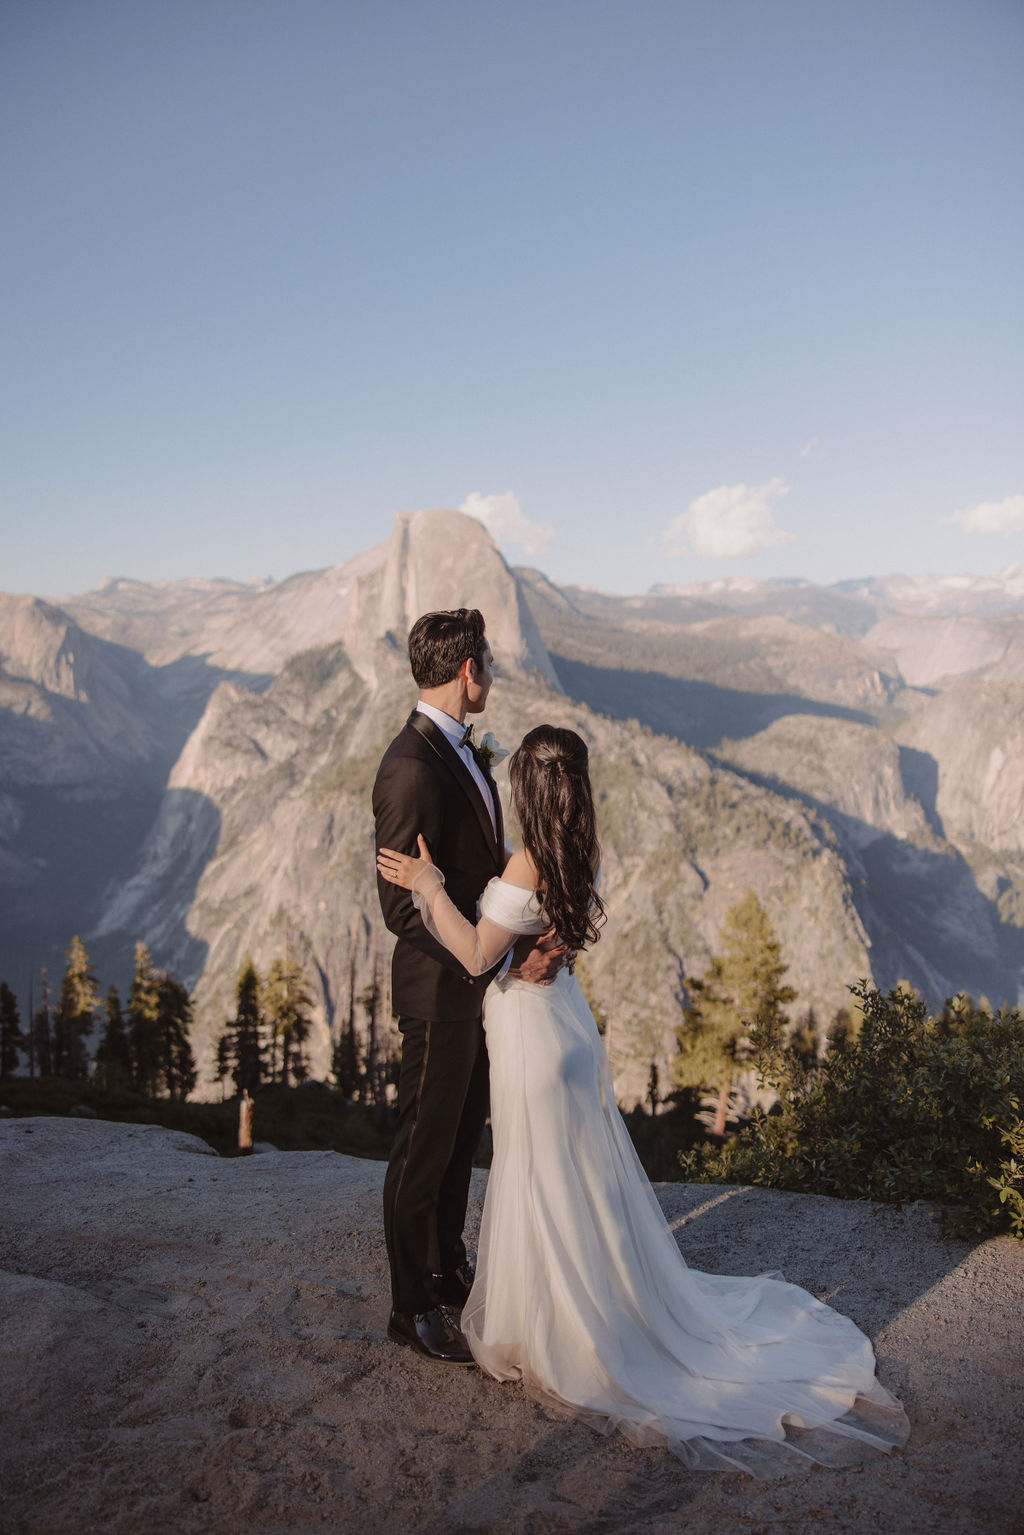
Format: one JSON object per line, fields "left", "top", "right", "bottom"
{"left": 382, "top": 1013, "right": 490, "bottom": 1315}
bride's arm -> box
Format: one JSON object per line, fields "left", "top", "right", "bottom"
{"left": 376, "top": 837, "right": 530, "bottom": 977}
{"left": 409, "top": 867, "right": 519, "bottom": 976}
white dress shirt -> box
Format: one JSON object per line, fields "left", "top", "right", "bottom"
{"left": 415, "top": 700, "right": 515, "bottom": 980}
{"left": 415, "top": 701, "right": 496, "bottom": 837}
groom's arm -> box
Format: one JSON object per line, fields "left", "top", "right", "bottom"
{"left": 507, "top": 929, "right": 569, "bottom": 985}
{"left": 373, "top": 754, "right": 472, "bottom": 976}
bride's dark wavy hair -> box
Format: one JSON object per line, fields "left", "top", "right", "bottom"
{"left": 508, "top": 725, "right": 605, "bottom": 951}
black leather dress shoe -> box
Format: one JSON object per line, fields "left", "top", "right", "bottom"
{"left": 387, "top": 1306, "right": 475, "bottom": 1364}
{"left": 431, "top": 1262, "right": 475, "bottom": 1310}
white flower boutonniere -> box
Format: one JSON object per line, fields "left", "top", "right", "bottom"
{"left": 477, "top": 731, "right": 509, "bottom": 772}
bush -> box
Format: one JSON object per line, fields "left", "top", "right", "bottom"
{"left": 680, "top": 982, "right": 1024, "bottom": 1239}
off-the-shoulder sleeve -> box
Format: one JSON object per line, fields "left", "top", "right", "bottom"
{"left": 410, "top": 872, "right": 546, "bottom": 976}
{"left": 480, "top": 877, "right": 548, "bottom": 934}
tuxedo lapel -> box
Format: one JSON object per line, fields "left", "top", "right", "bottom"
{"left": 476, "top": 751, "right": 505, "bottom": 854}
{"left": 407, "top": 711, "right": 500, "bottom": 859}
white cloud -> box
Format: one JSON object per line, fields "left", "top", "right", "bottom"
{"left": 458, "top": 491, "right": 554, "bottom": 557}
{"left": 663, "top": 478, "right": 794, "bottom": 559}
{"left": 946, "top": 494, "right": 1024, "bottom": 534}
{"left": 800, "top": 437, "right": 824, "bottom": 462}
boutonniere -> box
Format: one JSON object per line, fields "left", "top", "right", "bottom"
{"left": 477, "top": 731, "right": 509, "bottom": 772}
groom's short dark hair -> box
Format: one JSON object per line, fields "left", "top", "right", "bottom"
{"left": 408, "top": 608, "right": 487, "bottom": 689}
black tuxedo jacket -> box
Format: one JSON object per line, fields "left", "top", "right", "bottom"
{"left": 373, "top": 711, "right": 506, "bottom": 1022}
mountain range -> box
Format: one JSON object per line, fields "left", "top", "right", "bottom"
{"left": 2, "top": 511, "right": 1022, "bottom": 1103}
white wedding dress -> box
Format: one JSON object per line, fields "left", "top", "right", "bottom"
{"left": 415, "top": 873, "right": 909, "bottom": 1473}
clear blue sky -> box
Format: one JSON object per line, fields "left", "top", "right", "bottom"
{"left": 2, "top": 0, "right": 1022, "bottom": 597}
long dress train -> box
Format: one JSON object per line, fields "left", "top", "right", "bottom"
{"left": 419, "top": 874, "right": 909, "bottom": 1473}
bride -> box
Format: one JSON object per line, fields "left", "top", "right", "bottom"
{"left": 376, "top": 724, "right": 908, "bottom": 1472}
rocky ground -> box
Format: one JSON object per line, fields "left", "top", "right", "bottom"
{"left": 1, "top": 1118, "right": 1022, "bottom": 1535}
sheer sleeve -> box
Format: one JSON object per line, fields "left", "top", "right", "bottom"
{"left": 411, "top": 870, "right": 547, "bottom": 977}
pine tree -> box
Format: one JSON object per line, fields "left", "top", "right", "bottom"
{"left": 53, "top": 936, "right": 98, "bottom": 1078}
{"left": 359, "top": 953, "right": 396, "bottom": 1124}
{"left": 789, "top": 1006, "right": 821, "bottom": 1073}
{"left": 214, "top": 1031, "right": 233, "bottom": 1099}
{"left": 128, "top": 942, "right": 163, "bottom": 1095}
{"left": 223, "top": 958, "right": 265, "bottom": 1094}
{"left": 332, "top": 953, "right": 362, "bottom": 1101}
{"left": 0, "top": 982, "right": 23, "bottom": 1078}
{"left": 93, "top": 985, "right": 133, "bottom": 1091}
{"left": 673, "top": 890, "right": 797, "bottom": 1136}
{"left": 360, "top": 967, "right": 383, "bottom": 1111}
{"left": 264, "top": 956, "right": 313, "bottom": 1087}
{"left": 30, "top": 969, "right": 53, "bottom": 1077}
{"left": 154, "top": 976, "right": 197, "bottom": 1100}
{"left": 827, "top": 1005, "right": 857, "bottom": 1052}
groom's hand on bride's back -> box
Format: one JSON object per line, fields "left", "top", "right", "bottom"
{"left": 508, "top": 928, "right": 569, "bottom": 986}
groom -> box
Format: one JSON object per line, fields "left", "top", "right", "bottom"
{"left": 373, "top": 607, "right": 563, "bottom": 1363}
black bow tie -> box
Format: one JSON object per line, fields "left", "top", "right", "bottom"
{"left": 459, "top": 723, "right": 475, "bottom": 749}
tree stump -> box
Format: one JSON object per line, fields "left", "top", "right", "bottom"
{"left": 238, "top": 1090, "right": 254, "bottom": 1152}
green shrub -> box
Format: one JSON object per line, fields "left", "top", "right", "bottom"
{"left": 680, "top": 982, "right": 1024, "bottom": 1239}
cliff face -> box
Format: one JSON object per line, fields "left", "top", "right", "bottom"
{"left": 865, "top": 614, "right": 1024, "bottom": 688}
{"left": 0, "top": 595, "right": 164, "bottom": 785}
{"left": 0, "top": 595, "right": 192, "bottom": 973}
{"left": 3, "top": 517, "right": 1023, "bottom": 1102}
{"left": 893, "top": 681, "right": 1024, "bottom": 857}
{"left": 518, "top": 563, "right": 1024, "bottom": 1013}
{"left": 75, "top": 509, "right": 568, "bottom": 1089}
{"left": 78, "top": 512, "right": 873, "bottom": 1103}
{"left": 93, "top": 635, "right": 871, "bottom": 1104}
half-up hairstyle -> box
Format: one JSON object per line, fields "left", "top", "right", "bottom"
{"left": 508, "top": 725, "right": 606, "bottom": 951}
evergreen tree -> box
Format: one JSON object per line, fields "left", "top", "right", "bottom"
{"left": 264, "top": 956, "right": 313, "bottom": 1086}
{"left": 0, "top": 982, "right": 23, "bottom": 1078}
{"left": 359, "top": 955, "right": 397, "bottom": 1124}
{"left": 53, "top": 935, "right": 98, "bottom": 1078}
{"left": 128, "top": 942, "right": 163, "bottom": 1095}
{"left": 332, "top": 953, "right": 362, "bottom": 1101}
{"left": 673, "top": 890, "right": 797, "bottom": 1136}
{"left": 647, "top": 1061, "right": 660, "bottom": 1116}
{"left": 30, "top": 969, "right": 53, "bottom": 1077}
{"left": 827, "top": 1005, "right": 857, "bottom": 1052}
{"left": 789, "top": 1006, "right": 821, "bottom": 1073}
{"left": 223, "top": 957, "right": 265, "bottom": 1094}
{"left": 214, "top": 1032, "right": 233, "bottom": 1099}
{"left": 154, "top": 976, "right": 197, "bottom": 1100}
{"left": 360, "top": 967, "right": 384, "bottom": 1111}
{"left": 93, "top": 985, "right": 133, "bottom": 1091}
{"left": 123, "top": 946, "right": 197, "bottom": 1099}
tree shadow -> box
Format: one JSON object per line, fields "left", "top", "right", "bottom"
{"left": 551, "top": 654, "right": 874, "bottom": 749}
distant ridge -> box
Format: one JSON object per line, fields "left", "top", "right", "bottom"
{"left": 651, "top": 566, "right": 1024, "bottom": 620}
